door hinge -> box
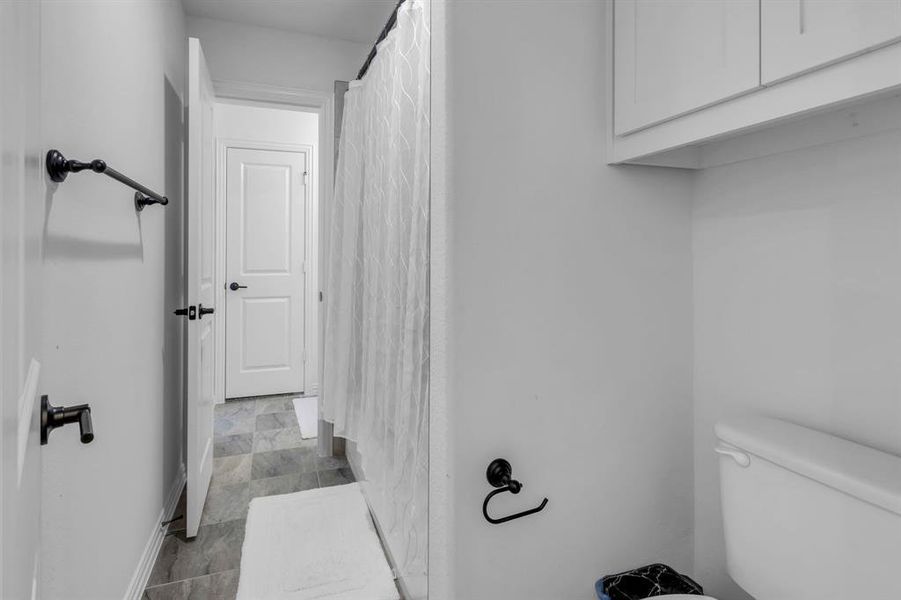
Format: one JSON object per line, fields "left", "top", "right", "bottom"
{"left": 319, "top": 291, "right": 323, "bottom": 302}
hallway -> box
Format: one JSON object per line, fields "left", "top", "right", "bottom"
{"left": 143, "top": 395, "right": 354, "bottom": 599}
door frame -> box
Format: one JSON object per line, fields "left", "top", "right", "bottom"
{"left": 216, "top": 139, "right": 314, "bottom": 400}
{"left": 210, "top": 80, "right": 334, "bottom": 405}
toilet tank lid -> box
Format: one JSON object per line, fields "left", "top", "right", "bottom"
{"left": 716, "top": 417, "right": 901, "bottom": 517}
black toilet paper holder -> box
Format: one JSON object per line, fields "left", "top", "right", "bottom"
{"left": 482, "top": 458, "right": 548, "bottom": 525}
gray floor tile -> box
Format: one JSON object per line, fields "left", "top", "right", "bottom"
{"left": 145, "top": 393, "right": 335, "bottom": 597}
{"left": 213, "top": 433, "right": 253, "bottom": 457}
{"left": 214, "top": 401, "right": 255, "bottom": 421}
{"left": 251, "top": 446, "right": 317, "bottom": 479}
{"left": 254, "top": 396, "right": 294, "bottom": 414}
{"left": 200, "top": 482, "right": 250, "bottom": 526}
{"left": 212, "top": 455, "right": 252, "bottom": 486}
{"left": 252, "top": 427, "right": 307, "bottom": 452}
{"left": 214, "top": 414, "right": 255, "bottom": 437}
{"left": 249, "top": 471, "right": 319, "bottom": 499}
{"left": 255, "top": 410, "right": 297, "bottom": 432}
{"left": 311, "top": 453, "right": 349, "bottom": 472}
{"left": 147, "top": 521, "right": 245, "bottom": 586}
{"left": 318, "top": 467, "right": 355, "bottom": 488}
{"left": 143, "top": 569, "right": 239, "bottom": 600}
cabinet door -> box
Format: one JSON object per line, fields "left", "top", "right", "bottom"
{"left": 761, "top": 0, "right": 901, "bottom": 84}
{"left": 613, "top": 0, "right": 760, "bottom": 135}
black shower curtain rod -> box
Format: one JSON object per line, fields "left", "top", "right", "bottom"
{"left": 357, "top": 0, "right": 406, "bottom": 80}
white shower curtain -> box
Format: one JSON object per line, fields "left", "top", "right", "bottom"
{"left": 322, "top": 0, "right": 429, "bottom": 584}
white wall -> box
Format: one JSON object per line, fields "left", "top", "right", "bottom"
{"left": 215, "top": 101, "right": 319, "bottom": 143}
{"left": 187, "top": 16, "right": 368, "bottom": 92}
{"left": 213, "top": 101, "right": 320, "bottom": 397}
{"left": 40, "top": 1, "right": 186, "bottom": 598}
{"left": 440, "top": 2, "right": 696, "bottom": 598}
{"left": 693, "top": 129, "right": 901, "bottom": 599}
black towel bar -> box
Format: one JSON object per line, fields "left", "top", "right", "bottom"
{"left": 46, "top": 149, "right": 168, "bottom": 211}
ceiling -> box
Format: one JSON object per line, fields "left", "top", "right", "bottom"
{"left": 182, "top": 0, "right": 398, "bottom": 44}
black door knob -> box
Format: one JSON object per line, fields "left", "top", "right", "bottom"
{"left": 41, "top": 395, "right": 94, "bottom": 445}
{"left": 198, "top": 304, "right": 215, "bottom": 319}
{"left": 229, "top": 282, "right": 247, "bottom": 291}
{"left": 173, "top": 306, "right": 196, "bottom": 320}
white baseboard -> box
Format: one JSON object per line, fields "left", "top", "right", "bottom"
{"left": 123, "top": 464, "right": 186, "bottom": 600}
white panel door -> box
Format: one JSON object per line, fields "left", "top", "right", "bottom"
{"left": 761, "top": 0, "right": 901, "bottom": 84}
{"left": 614, "top": 0, "right": 760, "bottom": 135}
{"left": 225, "top": 147, "right": 307, "bottom": 398}
{"left": 1, "top": 0, "right": 43, "bottom": 597}
{"left": 186, "top": 37, "right": 217, "bottom": 539}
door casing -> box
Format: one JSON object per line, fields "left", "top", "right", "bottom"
{"left": 209, "top": 85, "right": 332, "bottom": 408}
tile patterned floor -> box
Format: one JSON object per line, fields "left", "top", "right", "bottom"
{"left": 143, "top": 394, "right": 354, "bottom": 600}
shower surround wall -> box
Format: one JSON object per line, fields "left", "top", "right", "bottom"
{"left": 436, "top": 1, "right": 695, "bottom": 598}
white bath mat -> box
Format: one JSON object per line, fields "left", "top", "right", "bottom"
{"left": 236, "top": 483, "right": 399, "bottom": 600}
{"left": 292, "top": 396, "right": 318, "bottom": 439}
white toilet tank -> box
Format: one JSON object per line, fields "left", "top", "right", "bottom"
{"left": 715, "top": 417, "right": 901, "bottom": 600}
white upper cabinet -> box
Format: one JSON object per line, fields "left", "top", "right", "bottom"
{"left": 608, "top": 0, "right": 901, "bottom": 167}
{"left": 613, "top": 0, "right": 760, "bottom": 135}
{"left": 761, "top": 0, "right": 901, "bottom": 84}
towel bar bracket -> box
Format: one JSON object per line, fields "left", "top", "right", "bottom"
{"left": 134, "top": 191, "right": 165, "bottom": 212}
{"left": 46, "top": 150, "right": 104, "bottom": 182}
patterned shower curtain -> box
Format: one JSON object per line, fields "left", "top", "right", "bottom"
{"left": 321, "top": 0, "right": 429, "bottom": 587}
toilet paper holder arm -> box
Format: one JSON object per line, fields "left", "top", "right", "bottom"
{"left": 482, "top": 458, "right": 549, "bottom": 525}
